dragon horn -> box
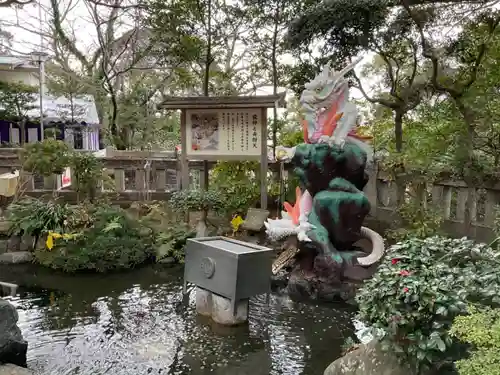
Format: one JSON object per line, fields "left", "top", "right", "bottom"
{"left": 329, "top": 57, "right": 363, "bottom": 88}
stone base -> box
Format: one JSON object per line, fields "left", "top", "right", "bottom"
{"left": 195, "top": 287, "right": 212, "bottom": 317}
{"left": 194, "top": 287, "right": 249, "bottom": 326}
{"left": 211, "top": 294, "right": 248, "bottom": 326}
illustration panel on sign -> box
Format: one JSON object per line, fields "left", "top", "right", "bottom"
{"left": 191, "top": 113, "right": 219, "bottom": 151}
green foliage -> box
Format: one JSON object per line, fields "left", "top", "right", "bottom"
{"left": 210, "top": 161, "right": 260, "bottom": 214}
{"left": 69, "top": 151, "right": 110, "bottom": 202}
{"left": 356, "top": 236, "right": 500, "bottom": 373}
{"left": 0, "top": 80, "right": 37, "bottom": 119}
{"left": 20, "top": 139, "right": 71, "bottom": 176}
{"left": 169, "top": 189, "right": 225, "bottom": 214}
{"left": 387, "top": 201, "right": 443, "bottom": 242}
{"left": 34, "top": 205, "right": 155, "bottom": 273}
{"left": 450, "top": 307, "right": 500, "bottom": 375}
{"left": 7, "top": 197, "right": 73, "bottom": 239}
{"left": 156, "top": 224, "right": 196, "bottom": 263}
{"left": 280, "top": 129, "right": 304, "bottom": 147}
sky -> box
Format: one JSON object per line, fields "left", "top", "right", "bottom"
{"left": 0, "top": 0, "right": 376, "bottom": 102}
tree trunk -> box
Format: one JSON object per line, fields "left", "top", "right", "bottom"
{"left": 394, "top": 110, "right": 403, "bottom": 153}
{"left": 271, "top": 4, "right": 280, "bottom": 158}
{"left": 202, "top": 0, "right": 212, "bottom": 190}
{"left": 454, "top": 97, "right": 477, "bottom": 238}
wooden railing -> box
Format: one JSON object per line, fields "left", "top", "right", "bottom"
{"left": 2, "top": 146, "right": 498, "bottom": 241}
{"left": 0, "top": 148, "right": 210, "bottom": 203}
{"left": 363, "top": 169, "right": 500, "bottom": 242}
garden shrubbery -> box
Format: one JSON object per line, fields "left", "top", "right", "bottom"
{"left": 6, "top": 195, "right": 197, "bottom": 272}
{"left": 35, "top": 204, "right": 156, "bottom": 273}
{"left": 450, "top": 306, "right": 500, "bottom": 375}
{"left": 356, "top": 236, "right": 500, "bottom": 374}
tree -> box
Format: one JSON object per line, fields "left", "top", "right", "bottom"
{"left": 41, "top": 0, "right": 195, "bottom": 149}
{"left": 0, "top": 27, "right": 13, "bottom": 54}
{"left": 400, "top": 1, "right": 500, "bottom": 235}
{"left": 284, "top": 0, "right": 496, "bottom": 153}
{"left": 244, "top": 0, "right": 305, "bottom": 155}
{"left": 0, "top": 81, "right": 37, "bottom": 119}
{"left": 146, "top": 0, "right": 270, "bottom": 97}
{"left": 0, "top": 80, "right": 37, "bottom": 145}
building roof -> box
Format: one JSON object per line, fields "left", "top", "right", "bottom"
{"left": 0, "top": 55, "right": 38, "bottom": 70}
{"left": 159, "top": 93, "right": 287, "bottom": 109}
{"left": 0, "top": 93, "right": 100, "bottom": 124}
{"left": 26, "top": 94, "right": 100, "bottom": 124}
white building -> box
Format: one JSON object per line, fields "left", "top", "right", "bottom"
{"left": 0, "top": 54, "right": 101, "bottom": 150}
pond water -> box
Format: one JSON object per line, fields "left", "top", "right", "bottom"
{"left": 0, "top": 264, "right": 356, "bottom": 375}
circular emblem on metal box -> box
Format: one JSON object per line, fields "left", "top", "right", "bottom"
{"left": 200, "top": 257, "right": 215, "bottom": 278}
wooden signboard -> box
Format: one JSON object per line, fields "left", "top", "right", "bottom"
{"left": 159, "top": 94, "right": 286, "bottom": 209}
{"left": 186, "top": 109, "right": 262, "bottom": 160}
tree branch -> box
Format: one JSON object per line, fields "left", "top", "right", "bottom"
{"left": 0, "top": 0, "right": 32, "bottom": 7}
{"left": 352, "top": 70, "right": 399, "bottom": 109}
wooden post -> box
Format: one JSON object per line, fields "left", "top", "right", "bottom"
{"left": 114, "top": 169, "right": 125, "bottom": 192}
{"left": 180, "top": 109, "right": 189, "bottom": 190}
{"left": 260, "top": 107, "right": 268, "bottom": 210}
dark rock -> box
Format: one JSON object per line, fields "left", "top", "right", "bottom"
{"left": 158, "top": 256, "right": 176, "bottom": 265}
{"left": 323, "top": 341, "right": 416, "bottom": 375}
{"left": 5, "top": 237, "right": 20, "bottom": 253}
{"left": 282, "top": 269, "right": 361, "bottom": 304}
{"left": 270, "top": 270, "right": 289, "bottom": 291}
{"left": 0, "top": 300, "right": 27, "bottom": 367}
{"left": 0, "top": 240, "right": 8, "bottom": 255}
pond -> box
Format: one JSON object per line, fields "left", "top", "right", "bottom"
{"left": 0, "top": 264, "right": 356, "bottom": 375}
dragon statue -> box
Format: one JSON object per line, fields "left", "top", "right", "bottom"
{"left": 266, "top": 58, "right": 385, "bottom": 302}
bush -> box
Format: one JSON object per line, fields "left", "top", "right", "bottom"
{"left": 34, "top": 205, "right": 155, "bottom": 273}
{"left": 450, "top": 307, "right": 500, "bottom": 375}
{"left": 7, "top": 197, "right": 74, "bottom": 247}
{"left": 387, "top": 202, "right": 443, "bottom": 242}
{"left": 210, "top": 161, "right": 260, "bottom": 214}
{"left": 20, "top": 139, "right": 71, "bottom": 176}
{"left": 156, "top": 224, "right": 196, "bottom": 263}
{"left": 356, "top": 236, "right": 500, "bottom": 373}
{"left": 169, "top": 189, "right": 225, "bottom": 214}
{"left": 69, "top": 152, "right": 111, "bottom": 202}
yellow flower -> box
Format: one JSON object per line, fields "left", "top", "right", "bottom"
{"left": 45, "top": 231, "right": 79, "bottom": 250}
{"left": 231, "top": 215, "right": 244, "bottom": 233}
{"left": 46, "top": 234, "right": 54, "bottom": 250}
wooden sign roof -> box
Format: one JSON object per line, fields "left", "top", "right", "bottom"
{"left": 158, "top": 93, "right": 287, "bottom": 109}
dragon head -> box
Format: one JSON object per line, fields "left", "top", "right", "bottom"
{"left": 299, "top": 58, "right": 362, "bottom": 116}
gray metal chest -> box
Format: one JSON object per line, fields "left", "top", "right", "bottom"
{"left": 183, "top": 236, "right": 273, "bottom": 303}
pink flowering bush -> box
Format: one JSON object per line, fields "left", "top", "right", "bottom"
{"left": 356, "top": 236, "right": 500, "bottom": 373}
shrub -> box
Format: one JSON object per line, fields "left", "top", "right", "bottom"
{"left": 210, "top": 161, "right": 260, "bottom": 214}
{"left": 387, "top": 201, "right": 443, "bottom": 242}
{"left": 7, "top": 197, "right": 74, "bottom": 247}
{"left": 450, "top": 307, "right": 500, "bottom": 375}
{"left": 169, "top": 189, "right": 225, "bottom": 215}
{"left": 356, "top": 236, "right": 500, "bottom": 373}
{"left": 156, "top": 224, "right": 196, "bottom": 263}
{"left": 34, "top": 205, "right": 155, "bottom": 273}
{"left": 69, "top": 151, "right": 111, "bottom": 202}
{"left": 20, "top": 139, "right": 71, "bottom": 176}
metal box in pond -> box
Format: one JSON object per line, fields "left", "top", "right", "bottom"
{"left": 183, "top": 236, "right": 273, "bottom": 306}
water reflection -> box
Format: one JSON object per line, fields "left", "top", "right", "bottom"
{"left": 1, "top": 264, "right": 355, "bottom": 375}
